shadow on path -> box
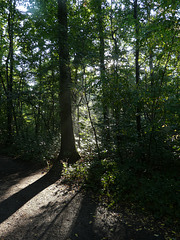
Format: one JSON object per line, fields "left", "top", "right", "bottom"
{"left": 0, "top": 155, "right": 44, "bottom": 196}
{"left": 0, "top": 156, "right": 167, "bottom": 240}
{"left": 0, "top": 172, "right": 59, "bottom": 224}
{"left": 37, "top": 190, "right": 82, "bottom": 240}
{"left": 69, "top": 195, "right": 101, "bottom": 240}
{"left": 0, "top": 189, "right": 166, "bottom": 240}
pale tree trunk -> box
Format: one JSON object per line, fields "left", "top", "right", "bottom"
{"left": 83, "top": 67, "right": 100, "bottom": 159}
{"left": 97, "top": 0, "right": 110, "bottom": 147}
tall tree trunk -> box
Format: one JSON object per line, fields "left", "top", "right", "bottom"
{"left": 56, "top": 0, "right": 80, "bottom": 165}
{"left": 97, "top": 0, "right": 110, "bottom": 147}
{"left": 51, "top": 69, "right": 55, "bottom": 132}
{"left": 134, "top": 0, "right": 141, "bottom": 137}
{"left": 110, "top": 0, "right": 122, "bottom": 157}
{"left": 83, "top": 67, "right": 100, "bottom": 159}
{"left": 6, "top": 0, "right": 15, "bottom": 144}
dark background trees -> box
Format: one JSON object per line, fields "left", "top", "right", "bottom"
{"left": 0, "top": 0, "right": 179, "bottom": 225}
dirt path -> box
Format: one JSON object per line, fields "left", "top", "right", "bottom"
{"left": 0, "top": 156, "right": 175, "bottom": 240}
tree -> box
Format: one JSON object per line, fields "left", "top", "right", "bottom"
{"left": 0, "top": 0, "right": 179, "bottom": 170}
{"left": 134, "top": 0, "right": 142, "bottom": 138}
{"left": 55, "top": 0, "right": 80, "bottom": 167}
{"left": 5, "top": 0, "right": 16, "bottom": 143}
{"left": 96, "top": 0, "right": 110, "bottom": 146}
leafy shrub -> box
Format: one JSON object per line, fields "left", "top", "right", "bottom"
{"left": 67, "top": 157, "right": 180, "bottom": 224}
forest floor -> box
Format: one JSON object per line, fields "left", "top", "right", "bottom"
{"left": 0, "top": 155, "right": 178, "bottom": 240}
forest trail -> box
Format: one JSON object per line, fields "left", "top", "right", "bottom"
{"left": 0, "top": 156, "right": 168, "bottom": 240}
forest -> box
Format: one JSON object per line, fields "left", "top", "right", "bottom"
{"left": 0, "top": 0, "right": 180, "bottom": 234}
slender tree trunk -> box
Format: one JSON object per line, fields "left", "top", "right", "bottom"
{"left": 36, "top": 56, "right": 43, "bottom": 136}
{"left": 134, "top": 0, "right": 141, "bottom": 137}
{"left": 83, "top": 67, "right": 100, "bottom": 159}
{"left": 56, "top": 0, "right": 80, "bottom": 165}
{"left": 51, "top": 69, "right": 55, "bottom": 132}
{"left": 6, "top": 0, "right": 15, "bottom": 144}
{"left": 77, "top": 104, "right": 81, "bottom": 149}
{"left": 110, "top": 0, "right": 122, "bottom": 156}
{"left": 146, "top": 1, "right": 154, "bottom": 159}
{"left": 97, "top": 0, "right": 110, "bottom": 146}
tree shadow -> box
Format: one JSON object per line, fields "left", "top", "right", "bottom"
{"left": 67, "top": 158, "right": 105, "bottom": 240}
{"left": 1, "top": 189, "right": 166, "bottom": 240}
{"left": 24, "top": 158, "right": 106, "bottom": 240}
{"left": 0, "top": 169, "right": 43, "bottom": 201}
{"left": 0, "top": 171, "right": 60, "bottom": 224}
{"left": 0, "top": 166, "right": 166, "bottom": 240}
{"left": 0, "top": 155, "right": 44, "bottom": 197}
{"left": 37, "top": 189, "right": 83, "bottom": 240}
{"left": 0, "top": 190, "right": 101, "bottom": 240}
{"left": 0, "top": 158, "right": 104, "bottom": 239}
{"left": 68, "top": 194, "right": 102, "bottom": 240}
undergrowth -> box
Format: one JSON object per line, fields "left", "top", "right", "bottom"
{"left": 0, "top": 132, "right": 61, "bottom": 166}
{"left": 62, "top": 156, "right": 180, "bottom": 236}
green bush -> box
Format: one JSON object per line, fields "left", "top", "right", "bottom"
{"left": 70, "top": 157, "right": 180, "bottom": 223}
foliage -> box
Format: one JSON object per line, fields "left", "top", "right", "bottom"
{"left": 62, "top": 156, "right": 180, "bottom": 235}
{"left": 0, "top": 0, "right": 179, "bottom": 235}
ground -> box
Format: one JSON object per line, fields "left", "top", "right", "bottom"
{"left": 0, "top": 155, "right": 178, "bottom": 240}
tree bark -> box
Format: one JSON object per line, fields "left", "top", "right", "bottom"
{"left": 83, "top": 67, "right": 100, "bottom": 159}
{"left": 6, "top": 0, "right": 15, "bottom": 144}
{"left": 134, "top": 0, "right": 141, "bottom": 137}
{"left": 97, "top": 0, "right": 110, "bottom": 146}
{"left": 56, "top": 0, "right": 80, "bottom": 165}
